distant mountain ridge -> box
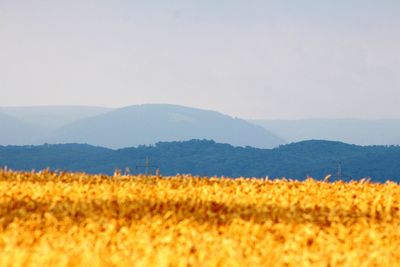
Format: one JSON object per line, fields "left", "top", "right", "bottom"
{"left": 44, "top": 104, "right": 284, "bottom": 148}
{"left": 0, "top": 104, "right": 284, "bottom": 148}
{"left": 0, "top": 106, "right": 111, "bottom": 130}
{"left": 3, "top": 104, "right": 400, "bottom": 147}
{"left": 1, "top": 139, "right": 399, "bottom": 182}
{"left": 0, "top": 113, "right": 45, "bottom": 145}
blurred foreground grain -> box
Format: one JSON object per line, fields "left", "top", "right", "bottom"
{"left": 0, "top": 170, "right": 399, "bottom": 266}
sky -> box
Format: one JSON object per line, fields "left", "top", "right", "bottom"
{"left": 1, "top": 0, "right": 399, "bottom": 119}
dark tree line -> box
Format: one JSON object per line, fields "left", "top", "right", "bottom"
{"left": 1, "top": 140, "right": 400, "bottom": 182}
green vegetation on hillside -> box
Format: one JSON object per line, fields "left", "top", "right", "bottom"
{"left": 1, "top": 140, "right": 399, "bottom": 182}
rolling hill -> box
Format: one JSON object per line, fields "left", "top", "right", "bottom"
{"left": 44, "top": 104, "right": 285, "bottom": 148}
{"left": 0, "top": 105, "right": 285, "bottom": 148}
{"left": 252, "top": 119, "right": 400, "bottom": 146}
{"left": 1, "top": 139, "right": 399, "bottom": 182}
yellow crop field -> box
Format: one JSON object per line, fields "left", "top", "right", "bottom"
{"left": 0, "top": 170, "right": 400, "bottom": 267}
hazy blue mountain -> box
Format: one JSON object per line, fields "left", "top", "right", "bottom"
{"left": 0, "top": 106, "right": 111, "bottom": 130}
{"left": 251, "top": 119, "right": 400, "bottom": 146}
{"left": 0, "top": 113, "right": 45, "bottom": 145}
{"left": 44, "top": 104, "right": 285, "bottom": 148}
{"left": 1, "top": 139, "right": 399, "bottom": 182}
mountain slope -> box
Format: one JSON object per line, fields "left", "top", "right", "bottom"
{"left": 0, "top": 113, "right": 44, "bottom": 145}
{"left": 0, "top": 106, "right": 111, "bottom": 130}
{"left": 1, "top": 140, "right": 400, "bottom": 182}
{"left": 45, "top": 104, "right": 285, "bottom": 148}
{"left": 251, "top": 119, "right": 400, "bottom": 145}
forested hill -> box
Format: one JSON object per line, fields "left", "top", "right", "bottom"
{"left": 1, "top": 140, "right": 399, "bottom": 182}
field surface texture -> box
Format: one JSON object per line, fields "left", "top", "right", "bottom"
{"left": 0, "top": 171, "right": 400, "bottom": 266}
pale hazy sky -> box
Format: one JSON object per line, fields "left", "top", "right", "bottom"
{"left": 1, "top": 0, "right": 399, "bottom": 119}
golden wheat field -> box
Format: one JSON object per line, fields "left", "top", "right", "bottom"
{"left": 0, "top": 170, "right": 400, "bottom": 267}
